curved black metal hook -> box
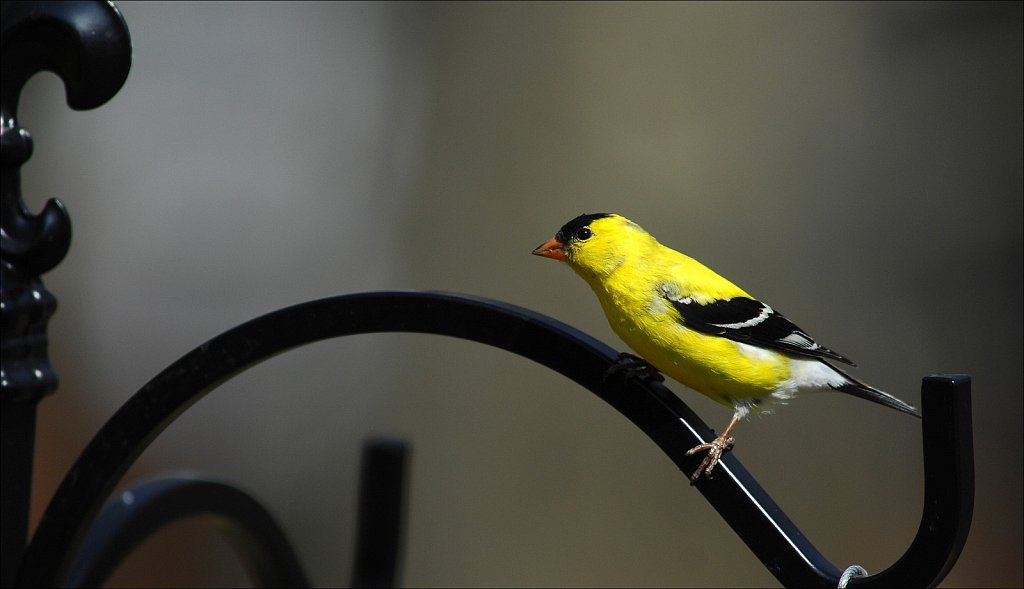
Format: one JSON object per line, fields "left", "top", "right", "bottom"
{"left": 856, "top": 374, "right": 973, "bottom": 587}
{"left": 65, "top": 474, "right": 310, "bottom": 588}
{"left": 16, "top": 291, "right": 973, "bottom": 587}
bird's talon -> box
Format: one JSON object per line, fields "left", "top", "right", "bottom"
{"left": 686, "top": 435, "right": 734, "bottom": 482}
{"left": 685, "top": 443, "right": 710, "bottom": 457}
{"left": 603, "top": 352, "right": 665, "bottom": 384}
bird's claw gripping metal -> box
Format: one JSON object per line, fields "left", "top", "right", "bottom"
{"left": 603, "top": 352, "right": 666, "bottom": 384}
{"left": 686, "top": 435, "right": 735, "bottom": 483}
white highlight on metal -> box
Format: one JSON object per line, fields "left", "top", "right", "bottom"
{"left": 676, "top": 416, "right": 824, "bottom": 574}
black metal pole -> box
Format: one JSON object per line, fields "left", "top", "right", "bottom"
{"left": 0, "top": 403, "right": 35, "bottom": 589}
{"left": 352, "top": 438, "right": 409, "bottom": 588}
{"left": 0, "top": 2, "right": 132, "bottom": 586}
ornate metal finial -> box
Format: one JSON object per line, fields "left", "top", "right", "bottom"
{"left": 1, "top": 0, "right": 132, "bottom": 402}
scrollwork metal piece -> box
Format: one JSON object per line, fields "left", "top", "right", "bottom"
{"left": 1, "top": 0, "right": 131, "bottom": 396}
{"left": 15, "top": 291, "right": 974, "bottom": 588}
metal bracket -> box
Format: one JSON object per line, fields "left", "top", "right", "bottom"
{"left": 14, "top": 292, "right": 973, "bottom": 587}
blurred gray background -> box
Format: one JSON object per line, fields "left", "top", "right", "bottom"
{"left": 20, "top": 1, "right": 1021, "bottom": 587}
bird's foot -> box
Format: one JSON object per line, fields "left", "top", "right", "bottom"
{"left": 603, "top": 352, "right": 665, "bottom": 383}
{"left": 686, "top": 434, "right": 735, "bottom": 484}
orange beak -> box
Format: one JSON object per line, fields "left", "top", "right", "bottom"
{"left": 532, "top": 237, "right": 567, "bottom": 261}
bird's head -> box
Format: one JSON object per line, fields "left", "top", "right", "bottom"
{"left": 532, "top": 213, "right": 653, "bottom": 281}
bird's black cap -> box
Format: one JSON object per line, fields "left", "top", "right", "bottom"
{"left": 556, "top": 213, "right": 612, "bottom": 241}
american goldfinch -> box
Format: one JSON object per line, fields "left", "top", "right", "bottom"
{"left": 532, "top": 213, "right": 920, "bottom": 482}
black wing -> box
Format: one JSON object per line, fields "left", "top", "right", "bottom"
{"left": 661, "top": 291, "right": 855, "bottom": 365}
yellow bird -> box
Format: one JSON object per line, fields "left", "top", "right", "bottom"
{"left": 532, "top": 213, "right": 920, "bottom": 482}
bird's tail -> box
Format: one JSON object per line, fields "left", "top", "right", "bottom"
{"left": 827, "top": 363, "right": 921, "bottom": 418}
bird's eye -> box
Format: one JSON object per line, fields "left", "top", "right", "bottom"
{"left": 575, "top": 227, "right": 593, "bottom": 241}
